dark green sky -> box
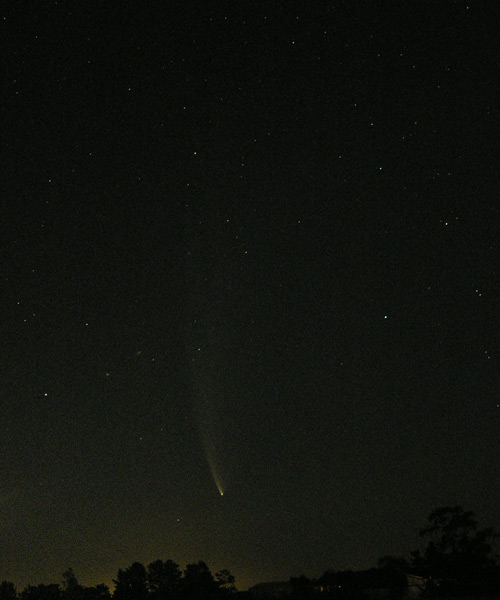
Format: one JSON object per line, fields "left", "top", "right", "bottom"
{"left": 2, "top": 0, "right": 499, "bottom": 592}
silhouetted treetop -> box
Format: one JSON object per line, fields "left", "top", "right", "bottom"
{"left": 0, "top": 582, "right": 17, "bottom": 600}
{"left": 109, "top": 559, "right": 236, "bottom": 600}
{"left": 21, "top": 584, "right": 62, "bottom": 600}
{"left": 147, "top": 560, "right": 182, "bottom": 600}
{"left": 113, "top": 563, "right": 148, "bottom": 600}
{"left": 412, "top": 505, "right": 500, "bottom": 594}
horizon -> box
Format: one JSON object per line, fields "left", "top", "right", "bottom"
{"left": 3, "top": 1, "right": 499, "bottom": 593}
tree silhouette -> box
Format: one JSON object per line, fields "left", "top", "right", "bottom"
{"left": 62, "top": 570, "right": 79, "bottom": 592}
{"left": 0, "top": 582, "right": 17, "bottom": 600}
{"left": 214, "top": 571, "right": 236, "bottom": 597}
{"left": 61, "top": 568, "right": 84, "bottom": 600}
{"left": 10, "top": 558, "right": 235, "bottom": 600}
{"left": 183, "top": 562, "right": 218, "bottom": 600}
{"left": 147, "top": 560, "right": 182, "bottom": 600}
{"left": 60, "top": 570, "right": 110, "bottom": 600}
{"left": 289, "top": 575, "right": 314, "bottom": 600}
{"left": 109, "top": 559, "right": 235, "bottom": 600}
{"left": 375, "top": 557, "right": 409, "bottom": 600}
{"left": 412, "top": 506, "right": 500, "bottom": 595}
{"left": 81, "top": 586, "right": 111, "bottom": 600}
{"left": 20, "top": 585, "right": 61, "bottom": 600}
{"left": 113, "top": 563, "right": 148, "bottom": 600}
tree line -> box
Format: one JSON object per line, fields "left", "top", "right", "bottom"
{"left": 0, "top": 560, "right": 236, "bottom": 600}
{"left": 288, "top": 506, "right": 500, "bottom": 599}
{"left": 1, "top": 507, "right": 499, "bottom": 600}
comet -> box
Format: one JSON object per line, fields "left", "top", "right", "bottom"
{"left": 191, "top": 388, "right": 227, "bottom": 497}
{"left": 182, "top": 244, "right": 230, "bottom": 499}
{"left": 205, "top": 443, "right": 226, "bottom": 497}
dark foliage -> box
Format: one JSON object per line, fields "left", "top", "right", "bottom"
{"left": 0, "top": 561, "right": 236, "bottom": 600}
{"left": 0, "top": 582, "right": 17, "bottom": 600}
{"left": 411, "top": 506, "right": 500, "bottom": 596}
{"left": 1, "top": 509, "right": 498, "bottom": 600}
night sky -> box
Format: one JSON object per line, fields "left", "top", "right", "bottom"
{"left": 2, "top": 0, "right": 499, "bottom": 593}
